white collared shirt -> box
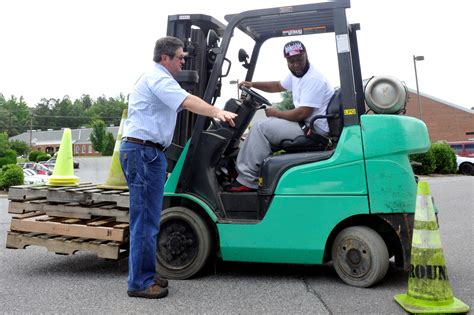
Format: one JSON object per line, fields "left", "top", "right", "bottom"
{"left": 123, "top": 63, "right": 189, "bottom": 147}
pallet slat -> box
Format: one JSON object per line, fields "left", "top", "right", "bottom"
{"left": 6, "top": 231, "right": 124, "bottom": 259}
{"left": 10, "top": 215, "right": 127, "bottom": 242}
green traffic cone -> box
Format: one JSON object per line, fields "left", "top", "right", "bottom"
{"left": 97, "top": 109, "right": 128, "bottom": 190}
{"left": 47, "top": 128, "right": 79, "bottom": 186}
{"left": 394, "top": 181, "right": 470, "bottom": 313}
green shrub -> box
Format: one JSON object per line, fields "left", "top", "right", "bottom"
{"left": 0, "top": 149, "right": 17, "bottom": 168}
{"left": 410, "top": 149, "right": 436, "bottom": 175}
{"left": 28, "top": 150, "right": 42, "bottom": 162}
{"left": 36, "top": 153, "right": 51, "bottom": 162}
{"left": 0, "top": 164, "right": 23, "bottom": 189}
{"left": 411, "top": 142, "right": 457, "bottom": 175}
{"left": 431, "top": 142, "right": 457, "bottom": 174}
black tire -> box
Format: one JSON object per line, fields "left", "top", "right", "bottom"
{"left": 459, "top": 163, "right": 473, "bottom": 176}
{"left": 156, "top": 206, "right": 212, "bottom": 279}
{"left": 332, "top": 226, "right": 389, "bottom": 288}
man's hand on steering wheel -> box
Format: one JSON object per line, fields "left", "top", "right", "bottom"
{"left": 239, "top": 81, "right": 252, "bottom": 89}
{"left": 239, "top": 85, "right": 272, "bottom": 107}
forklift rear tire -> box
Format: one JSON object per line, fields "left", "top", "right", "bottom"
{"left": 156, "top": 206, "right": 212, "bottom": 279}
{"left": 331, "top": 226, "right": 389, "bottom": 288}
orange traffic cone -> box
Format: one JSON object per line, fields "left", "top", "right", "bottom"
{"left": 97, "top": 109, "right": 128, "bottom": 190}
{"left": 47, "top": 128, "right": 79, "bottom": 186}
{"left": 394, "top": 181, "right": 470, "bottom": 313}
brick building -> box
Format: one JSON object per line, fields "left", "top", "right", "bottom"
{"left": 403, "top": 90, "right": 473, "bottom": 142}
{"left": 10, "top": 126, "right": 119, "bottom": 156}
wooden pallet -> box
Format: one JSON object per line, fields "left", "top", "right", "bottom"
{"left": 9, "top": 214, "right": 128, "bottom": 242}
{"left": 8, "top": 200, "right": 129, "bottom": 222}
{"left": 6, "top": 231, "right": 127, "bottom": 259}
{"left": 6, "top": 183, "right": 131, "bottom": 260}
{"left": 8, "top": 184, "right": 129, "bottom": 208}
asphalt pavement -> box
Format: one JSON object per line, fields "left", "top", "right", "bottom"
{"left": 0, "top": 175, "right": 472, "bottom": 314}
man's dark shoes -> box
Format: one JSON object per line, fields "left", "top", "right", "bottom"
{"left": 127, "top": 284, "right": 168, "bottom": 299}
{"left": 154, "top": 275, "right": 169, "bottom": 288}
{"left": 225, "top": 181, "right": 256, "bottom": 192}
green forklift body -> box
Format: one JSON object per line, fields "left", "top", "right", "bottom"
{"left": 214, "top": 116, "right": 428, "bottom": 263}
{"left": 362, "top": 115, "right": 430, "bottom": 214}
{"left": 160, "top": 0, "right": 431, "bottom": 281}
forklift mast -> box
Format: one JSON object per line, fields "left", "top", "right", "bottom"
{"left": 166, "top": 0, "right": 363, "bottom": 190}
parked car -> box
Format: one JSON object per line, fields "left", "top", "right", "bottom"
{"left": 456, "top": 155, "right": 474, "bottom": 175}
{"left": 40, "top": 157, "right": 80, "bottom": 169}
{"left": 449, "top": 141, "right": 474, "bottom": 158}
{"left": 18, "top": 162, "right": 53, "bottom": 176}
{"left": 23, "top": 169, "right": 49, "bottom": 185}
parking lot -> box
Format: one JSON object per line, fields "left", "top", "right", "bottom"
{"left": 0, "top": 175, "right": 472, "bottom": 314}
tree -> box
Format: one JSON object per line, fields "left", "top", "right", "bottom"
{"left": 52, "top": 96, "right": 76, "bottom": 128}
{"left": 87, "top": 94, "right": 127, "bottom": 127}
{"left": 102, "top": 132, "right": 116, "bottom": 156}
{"left": 80, "top": 94, "right": 93, "bottom": 110}
{"left": 0, "top": 132, "right": 10, "bottom": 152}
{"left": 274, "top": 91, "right": 294, "bottom": 111}
{"left": 32, "top": 98, "right": 56, "bottom": 130}
{"left": 0, "top": 95, "right": 30, "bottom": 137}
{"left": 9, "top": 139, "right": 29, "bottom": 157}
{"left": 90, "top": 119, "right": 108, "bottom": 153}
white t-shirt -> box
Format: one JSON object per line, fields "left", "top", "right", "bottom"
{"left": 280, "top": 64, "right": 334, "bottom": 133}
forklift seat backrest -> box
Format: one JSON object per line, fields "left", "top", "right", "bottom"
{"left": 326, "top": 89, "right": 343, "bottom": 139}
{"left": 275, "top": 88, "right": 343, "bottom": 153}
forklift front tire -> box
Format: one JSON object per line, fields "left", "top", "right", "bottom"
{"left": 156, "top": 206, "right": 212, "bottom": 280}
{"left": 331, "top": 226, "right": 389, "bottom": 288}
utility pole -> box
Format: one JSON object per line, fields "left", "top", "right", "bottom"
{"left": 29, "top": 114, "right": 33, "bottom": 149}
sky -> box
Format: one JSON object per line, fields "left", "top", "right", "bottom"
{"left": 1, "top": 0, "right": 473, "bottom": 110}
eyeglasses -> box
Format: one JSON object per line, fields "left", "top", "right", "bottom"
{"left": 168, "top": 54, "right": 185, "bottom": 61}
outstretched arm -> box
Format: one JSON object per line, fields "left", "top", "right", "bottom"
{"left": 181, "top": 95, "right": 237, "bottom": 127}
{"left": 239, "top": 81, "right": 285, "bottom": 93}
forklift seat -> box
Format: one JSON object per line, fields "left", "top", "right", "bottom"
{"left": 275, "top": 88, "right": 343, "bottom": 153}
{"left": 258, "top": 150, "right": 335, "bottom": 195}
{"left": 259, "top": 89, "right": 342, "bottom": 195}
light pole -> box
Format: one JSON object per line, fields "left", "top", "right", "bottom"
{"left": 413, "top": 55, "right": 424, "bottom": 120}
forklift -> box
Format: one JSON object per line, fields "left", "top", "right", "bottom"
{"left": 158, "top": 0, "right": 430, "bottom": 287}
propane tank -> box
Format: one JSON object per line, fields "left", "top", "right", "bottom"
{"left": 364, "top": 75, "right": 408, "bottom": 114}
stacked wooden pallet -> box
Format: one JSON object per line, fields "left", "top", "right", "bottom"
{"left": 5, "top": 183, "right": 130, "bottom": 260}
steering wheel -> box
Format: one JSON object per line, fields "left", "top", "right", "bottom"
{"left": 240, "top": 86, "right": 272, "bottom": 107}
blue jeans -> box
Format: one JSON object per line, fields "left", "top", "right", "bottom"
{"left": 119, "top": 140, "right": 167, "bottom": 292}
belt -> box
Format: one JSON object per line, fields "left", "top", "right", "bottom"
{"left": 122, "top": 137, "right": 166, "bottom": 151}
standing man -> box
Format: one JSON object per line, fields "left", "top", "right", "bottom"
{"left": 227, "top": 40, "right": 333, "bottom": 192}
{"left": 121, "top": 36, "right": 236, "bottom": 299}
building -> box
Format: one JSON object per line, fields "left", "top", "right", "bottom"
{"left": 9, "top": 126, "right": 119, "bottom": 156}
{"left": 403, "top": 90, "right": 473, "bottom": 142}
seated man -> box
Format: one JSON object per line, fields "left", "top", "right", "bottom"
{"left": 226, "top": 40, "right": 334, "bottom": 192}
